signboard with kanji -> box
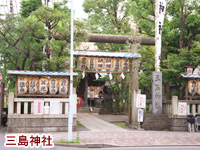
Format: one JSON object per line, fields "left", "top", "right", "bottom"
{"left": 136, "top": 94, "right": 146, "bottom": 108}
{"left": 152, "top": 72, "right": 162, "bottom": 114}
{"left": 178, "top": 102, "right": 187, "bottom": 116}
{"left": 138, "top": 109, "right": 144, "bottom": 122}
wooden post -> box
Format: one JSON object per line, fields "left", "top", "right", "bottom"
{"left": 15, "top": 76, "right": 18, "bottom": 98}
{"left": 84, "top": 75, "right": 88, "bottom": 107}
{"left": 186, "top": 80, "right": 188, "bottom": 100}
{"left": 129, "top": 43, "right": 140, "bottom": 127}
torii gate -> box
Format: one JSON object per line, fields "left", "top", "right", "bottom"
{"left": 83, "top": 33, "right": 155, "bottom": 127}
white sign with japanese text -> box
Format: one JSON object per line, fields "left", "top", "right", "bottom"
{"left": 136, "top": 94, "right": 146, "bottom": 108}
{"left": 138, "top": 109, "right": 144, "bottom": 122}
{"left": 34, "top": 100, "right": 44, "bottom": 115}
{"left": 178, "top": 102, "right": 187, "bottom": 116}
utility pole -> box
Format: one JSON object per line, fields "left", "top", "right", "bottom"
{"left": 68, "top": 0, "right": 74, "bottom": 141}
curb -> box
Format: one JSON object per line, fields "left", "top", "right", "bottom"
{"left": 55, "top": 143, "right": 200, "bottom": 148}
{"left": 55, "top": 143, "right": 117, "bottom": 148}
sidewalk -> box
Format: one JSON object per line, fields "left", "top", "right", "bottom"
{"left": 2, "top": 113, "right": 200, "bottom": 148}
{"left": 52, "top": 113, "right": 200, "bottom": 147}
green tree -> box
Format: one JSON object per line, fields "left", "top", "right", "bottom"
{"left": 131, "top": 0, "right": 200, "bottom": 99}
{"left": 20, "top": 0, "right": 42, "bottom": 18}
{"left": 0, "top": 5, "right": 87, "bottom": 91}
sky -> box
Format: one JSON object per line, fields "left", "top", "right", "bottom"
{"left": 69, "top": 0, "right": 88, "bottom": 19}
{"left": 0, "top": 0, "right": 88, "bottom": 19}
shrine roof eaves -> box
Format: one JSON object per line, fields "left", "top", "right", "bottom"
{"left": 7, "top": 70, "right": 78, "bottom": 76}
{"left": 73, "top": 51, "right": 141, "bottom": 58}
{"left": 180, "top": 74, "right": 200, "bottom": 78}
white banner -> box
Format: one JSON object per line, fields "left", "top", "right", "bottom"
{"left": 155, "top": 0, "right": 167, "bottom": 72}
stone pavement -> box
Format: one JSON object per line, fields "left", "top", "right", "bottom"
{"left": 77, "top": 113, "right": 128, "bottom": 132}
{"left": 52, "top": 113, "right": 200, "bottom": 147}
{"left": 1, "top": 113, "right": 200, "bottom": 147}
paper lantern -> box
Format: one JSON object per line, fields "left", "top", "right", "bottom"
{"left": 197, "top": 81, "right": 200, "bottom": 95}
{"left": 49, "top": 78, "right": 59, "bottom": 95}
{"left": 29, "top": 77, "right": 39, "bottom": 94}
{"left": 114, "top": 58, "right": 121, "bottom": 71}
{"left": 59, "top": 78, "right": 69, "bottom": 95}
{"left": 188, "top": 80, "right": 197, "bottom": 95}
{"left": 121, "top": 59, "right": 129, "bottom": 71}
{"left": 105, "top": 58, "right": 113, "bottom": 70}
{"left": 96, "top": 57, "right": 104, "bottom": 70}
{"left": 87, "top": 57, "right": 95, "bottom": 70}
{"left": 18, "top": 77, "right": 28, "bottom": 94}
{"left": 79, "top": 56, "right": 87, "bottom": 70}
{"left": 38, "top": 77, "right": 48, "bottom": 94}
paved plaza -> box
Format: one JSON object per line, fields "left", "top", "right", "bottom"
{"left": 1, "top": 113, "right": 200, "bottom": 148}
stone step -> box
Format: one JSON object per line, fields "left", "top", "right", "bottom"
{"left": 77, "top": 107, "right": 100, "bottom": 113}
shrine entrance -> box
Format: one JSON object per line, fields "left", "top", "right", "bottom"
{"left": 74, "top": 50, "right": 141, "bottom": 115}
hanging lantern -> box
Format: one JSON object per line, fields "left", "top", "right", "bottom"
{"left": 38, "top": 77, "right": 48, "bottom": 94}
{"left": 121, "top": 58, "right": 129, "bottom": 71}
{"left": 96, "top": 57, "right": 104, "bottom": 70}
{"left": 59, "top": 78, "right": 69, "bottom": 95}
{"left": 18, "top": 77, "right": 28, "bottom": 94}
{"left": 114, "top": 58, "right": 120, "bottom": 71}
{"left": 188, "top": 80, "right": 197, "bottom": 95}
{"left": 185, "top": 65, "right": 195, "bottom": 74}
{"left": 105, "top": 58, "right": 113, "bottom": 70}
{"left": 29, "top": 77, "right": 39, "bottom": 94}
{"left": 197, "top": 81, "right": 200, "bottom": 95}
{"left": 87, "top": 57, "right": 95, "bottom": 70}
{"left": 79, "top": 56, "right": 87, "bottom": 70}
{"left": 49, "top": 78, "right": 59, "bottom": 95}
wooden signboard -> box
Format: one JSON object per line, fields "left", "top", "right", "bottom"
{"left": 38, "top": 77, "right": 48, "bottom": 94}
{"left": 188, "top": 80, "right": 197, "bottom": 94}
{"left": 29, "top": 77, "right": 39, "bottom": 94}
{"left": 49, "top": 78, "right": 58, "bottom": 95}
{"left": 79, "top": 57, "right": 87, "bottom": 70}
{"left": 59, "top": 78, "right": 69, "bottom": 95}
{"left": 18, "top": 77, "right": 28, "bottom": 94}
